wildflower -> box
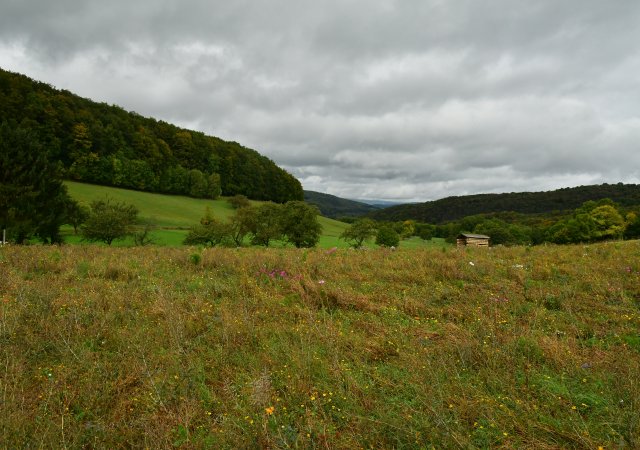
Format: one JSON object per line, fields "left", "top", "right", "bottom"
{"left": 469, "top": 261, "right": 475, "bottom": 266}
{"left": 318, "top": 280, "right": 325, "bottom": 285}
{"left": 265, "top": 406, "right": 275, "bottom": 415}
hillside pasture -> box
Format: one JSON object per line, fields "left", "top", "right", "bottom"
{"left": 64, "top": 181, "right": 440, "bottom": 249}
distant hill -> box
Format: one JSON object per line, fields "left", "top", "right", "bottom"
{"left": 369, "top": 183, "right": 640, "bottom": 223}
{"left": 0, "top": 68, "right": 302, "bottom": 203}
{"left": 304, "top": 190, "right": 380, "bottom": 218}
{"left": 355, "top": 199, "right": 408, "bottom": 208}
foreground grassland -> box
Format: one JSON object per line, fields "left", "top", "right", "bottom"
{"left": 1, "top": 242, "right": 639, "bottom": 448}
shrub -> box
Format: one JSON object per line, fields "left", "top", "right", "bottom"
{"left": 80, "top": 198, "right": 138, "bottom": 245}
{"left": 376, "top": 225, "right": 400, "bottom": 247}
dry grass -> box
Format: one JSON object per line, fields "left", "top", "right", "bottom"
{"left": 1, "top": 241, "right": 639, "bottom": 448}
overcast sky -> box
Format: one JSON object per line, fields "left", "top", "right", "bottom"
{"left": 1, "top": 0, "right": 639, "bottom": 202}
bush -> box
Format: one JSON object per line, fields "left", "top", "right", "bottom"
{"left": 376, "top": 225, "right": 400, "bottom": 247}
{"left": 81, "top": 198, "right": 138, "bottom": 245}
{"left": 183, "top": 219, "right": 231, "bottom": 247}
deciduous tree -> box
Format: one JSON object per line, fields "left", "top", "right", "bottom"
{"left": 340, "top": 218, "right": 377, "bottom": 248}
{"left": 81, "top": 198, "right": 139, "bottom": 245}
{"left": 281, "top": 201, "right": 322, "bottom": 248}
{"left": 250, "top": 203, "right": 284, "bottom": 247}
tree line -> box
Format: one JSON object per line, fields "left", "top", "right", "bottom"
{"left": 370, "top": 183, "right": 640, "bottom": 223}
{"left": 393, "top": 198, "right": 640, "bottom": 246}
{"left": 0, "top": 68, "right": 302, "bottom": 203}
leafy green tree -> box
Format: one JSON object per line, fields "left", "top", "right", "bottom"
{"left": 281, "top": 201, "right": 322, "bottom": 248}
{"left": 589, "top": 205, "right": 625, "bottom": 240}
{"left": 340, "top": 218, "right": 377, "bottom": 248}
{"left": 546, "top": 200, "right": 625, "bottom": 244}
{"left": 228, "top": 194, "right": 250, "bottom": 209}
{"left": 415, "top": 223, "right": 436, "bottom": 240}
{"left": 376, "top": 225, "right": 400, "bottom": 247}
{"left": 400, "top": 220, "right": 416, "bottom": 239}
{"left": 81, "top": 198, "right": 139, "bottom": 245}
{"left": 70, "top": 122, "right": 92, "bottom": 159}
{"left": 250, "top": 203, "right": 284, "bottom": 247}
{"left": 64, "top": 199, "right": 90, "bottom": 234}
{"left": 228, "top": 207, "right": 255, "bottom": 246}
{"left": 206, "top": 173, "right": 222, "bottom": 199}
{"left": 546, "top": 216, "right": 593, "bottom": 244}
{"left": 624, "top": 212, "right": 640, "bottom": 239}
{"left": 121, "top": 159, "right": 158, "bottom": 191}
{"left": 474, "top": 219, "right": 532, "bottom": 246}
{"left": 189, "top": 169, "right": 209, "bottom": 198}
{"left": 183, "top": 218, "right": 231, "bottom": 247}
{"left": 0, "top": 120, "right": 71, "bottom": 244}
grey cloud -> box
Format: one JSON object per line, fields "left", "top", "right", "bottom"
{"left": 1, "top": 0, "right": 640, "bottom": 201}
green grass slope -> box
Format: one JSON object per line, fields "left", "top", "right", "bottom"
{"left": 65, "top": 181, "right": 443, "bottom": 249}
{"left": 65, "top": 181, "right": 355, "bottom": 247}
{"left": 66, "top": 181, "right": 237, "bottom": 228}
{"left": 1, "top": 242, "right": 639, "bottom": 447}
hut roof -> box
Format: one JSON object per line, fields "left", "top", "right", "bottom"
{"left": 458, "top": 233, "right": 490, "bottom": 239}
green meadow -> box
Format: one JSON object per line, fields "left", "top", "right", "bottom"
{"left": 1, "top": 242, "right": 639, "bottom": 448}
{"left": 64, "top": 181, "right": 442, "bottom": 249}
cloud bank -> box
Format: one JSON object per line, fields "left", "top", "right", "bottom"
{"left": 1, "top": 0, "right": 639, "bottom": 201}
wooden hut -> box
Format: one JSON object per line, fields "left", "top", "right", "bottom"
{"left": 456, "top": 233, "right": 490, "bottom": 247}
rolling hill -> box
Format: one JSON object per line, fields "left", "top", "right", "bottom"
{"left": 369, "top": 183, "right": 640, "bottom": 223}
{"left": 0, "top": 68, "right": 302, "bottom": 203}
{"left": 303, "top": 190, "right": 380, "bottom": 218}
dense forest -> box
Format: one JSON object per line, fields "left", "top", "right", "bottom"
{"left": 0, "top": 68, "right": 302, "bottom": 203}
{"left": 369, "top": 183, "right": 640, "bottom": 223}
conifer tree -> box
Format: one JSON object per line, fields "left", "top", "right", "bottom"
{"left": 0, "top": 120, "right": 71, "bottom": 243}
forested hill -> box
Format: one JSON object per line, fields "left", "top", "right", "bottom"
{"left": 370, "top": 183, "right": 640, "bottom": 223}
{"left": 0, "top": 68, "right": 302, "bottom": 203}
{"left": 303, "top": 190, "right": 380, "bottom": 218}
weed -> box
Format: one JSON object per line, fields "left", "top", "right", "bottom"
{"left": 189, "top": 252, "right": 202, "bottom": 265}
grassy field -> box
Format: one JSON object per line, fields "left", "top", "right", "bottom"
{"left": 1, "top": 241, "right": 639, "bottom": 448}
{"left": 64, "top": 181, "right": 441, "bottom": 249}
